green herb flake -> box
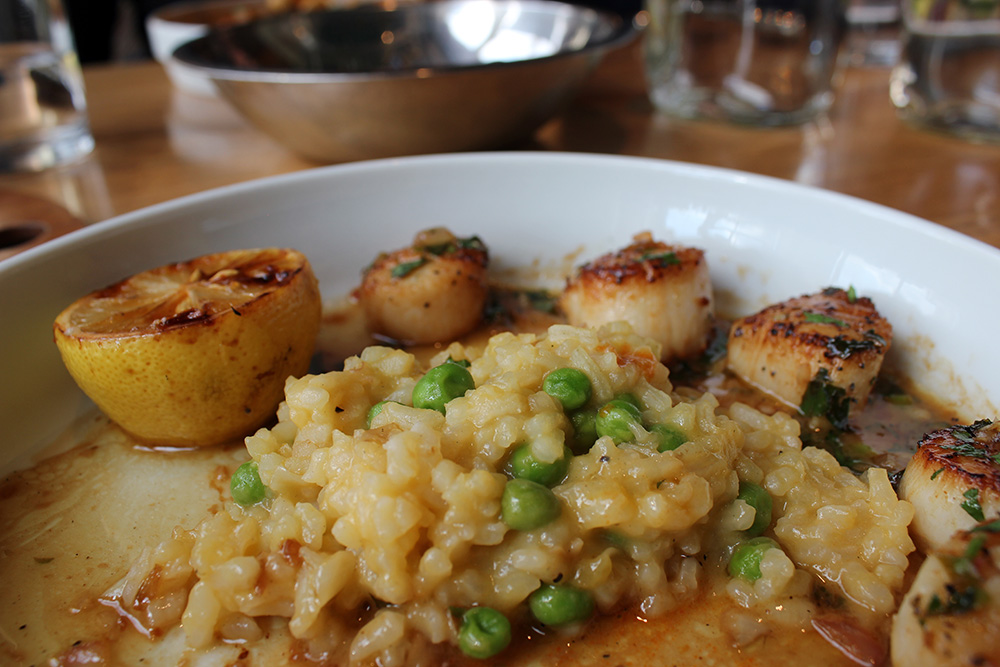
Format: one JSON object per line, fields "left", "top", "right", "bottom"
{"left": 421, "top": 242, "right": 456, "bottom": 256}
{"left": 458, "top": 236, "right": 486, "bottom": 251}
{"left": 939, "top": 423, "right": 996, "bottom": 462}
{"left": 949, "top": 534, "right": 988, "bottom": 578}
{"left": 962, "top": 488, "right": 986, "bottom": 522}
{"left": 601, "top": 530, "right": 630, "bottom": 550}
{"left": 885, "top": 393, "right": 913, "bottom": 406}
{"left": 964, "top": 534, "right": 988, "bottom": 560}
{"left": 34, "top": 557, "right": 54, "bottom": 565}
{"left": 942, "top": 442, "right": 984, "bottom": 458}
{"left": 923, "top": 584, "right": 984, "bottom": 618}
{"left": 971, "top": 518, "right": 1000, "bottom": 534}
{"left": 812, "top": 584, "right": 846, "bottom": 610}
{"left": 847, "top": 286, "right": 857, "bottom": 303}
{"left": 825, "top": 333, "right": 884, "bottom": 359}
{"left": 953, "top": 428, "right": 976, "bottom": 443}
{"left": 812, "top": 429, "right": 874, "bottom": 473}
{"left": 524, "top": 289, "right": 559, "bottom": 314}
{"left": 639, "top": 251, "right": 680, "bottom": 266}
{"left": 930, "top": 467, "right": 944, "bottom": 481}
{"left": 804, "top": 312, "right": 848, "bottom": 327}
{"left": 800, "top": 368, "right": 850, "bottom": 430}
{"left": 391, "top": 258, "right": 428, "bottom": 279}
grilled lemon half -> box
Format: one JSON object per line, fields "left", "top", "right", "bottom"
{"left": 53, "top": 248, "right": 321, "bottom": 447}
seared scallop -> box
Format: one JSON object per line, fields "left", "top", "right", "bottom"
{"left": 899, "top": 420, "right": 1000, "bottom": 553}
{"left": 726, "top": 287, "right": 892, "bottom": 415}
{"left": 559, "top": 232, "right": 714, "bottom": 363}
{"left": 890, "top": 517, "right": 1000, "bottom": 667}
{"left": 359, "top": 227, "right": 489, "bottom": 345}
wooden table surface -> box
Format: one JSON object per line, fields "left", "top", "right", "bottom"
{"left": 2, "top": 37, "right": 999, "bottom": 256}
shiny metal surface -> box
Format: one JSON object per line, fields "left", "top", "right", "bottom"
{"left": 172, "top": 0, "right": 634, "bottom": 162}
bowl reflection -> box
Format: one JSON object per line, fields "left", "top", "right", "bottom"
{"left": 171, "top": 0, "right": 635, "bottom": 162}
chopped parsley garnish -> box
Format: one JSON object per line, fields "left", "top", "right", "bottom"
{"left": 638, "top": 251, "right": 680, "bottom": 266}
{"left": 885, "top": 393, "right": 913, "bottom": 406}
{"left": 804, "top": 312, "right": 847, "bottom": 327}
{"left": 391, "top": 258, "right": 428, "bottom": 278}
{"left": 458, "top": 236, "right": 486, "bottom": 251}
{"left": 601, "top": 530, "right": 630, "bottom": 550}
{"left": 949, "top": 534, "right": 988, "bottom": 578}
{"left": 964, "top": 533, "right": 988, "bottom": 560}
{"left": 812, "top": 584, "right": 846, "bottom": 610}
{"left": 421, "top": 242, "right": 455, "bottom": 256}
{"left": 931, "top": 467, "right": 944, "bottom": 480}
{"left": 961, "top": 488, "right": 986, "bottom": 522}
{"left": 419, "top": 236, "right": 486, "bottom": 256}
{"left": 800, "top": 368, "right": 850, "bottom": 430}
{"left": 941, "top": 440, "right": 988, "bottom": 458}
{"left": 847, "top": 285, "right": 857, "bottom": 303}
{"left": 813, "top": 430, "right": 873, "bottom": 473}
{"left": 824, "top": 331, "right": 886, "bottom": 359}
{"left": 925, "top": 585, "right": 983, "bottom": 617}
{"left": 939, "top": 421, "right": 997, "bottom": 462}
{"left": 524, "top": 289, "right": 559, "bottom": 314}
{"left": 954, "top": 428, "right": 976, "bottom": 443}
{"left": 971, "top": 518, "right": 1000, "bottom": 534}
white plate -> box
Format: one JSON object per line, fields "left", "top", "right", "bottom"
{"left": 1, "top": 152, "right": 997, "bottom": 473}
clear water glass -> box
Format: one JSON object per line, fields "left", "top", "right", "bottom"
{"left": 643, "top": 0, "right": 845, "bottom": 126}
{"left": 845, "top": 0, "right": 903, "bottom": 67}
{"left": 890, "top": 0, "right": 1000, "bottom": 143}
{"left": 0, "top": 0, "right": 94, "bottom": 172}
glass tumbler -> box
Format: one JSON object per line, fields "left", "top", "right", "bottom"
{"left": 890, "top": 0, "right": 1000, "bottom": 142}
{"left": 0, "top": 0, "right": 95, "bottom": 171}
{"left": 845, "top": 0, "right": 903, "bottom": 66}
{"left": 644, "top": 0, "right": 846, "bottom": 126}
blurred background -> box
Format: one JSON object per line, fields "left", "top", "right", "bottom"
{"left": 65, "top": 0, "right": 643, "bottom": 63}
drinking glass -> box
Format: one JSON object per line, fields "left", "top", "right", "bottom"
{"left": 845, "top": 0, "right": 903, "bottom": 66}
{"left": 890, "top": 0, "right": 1000, "bottom": 142}
{"left": 643, "top": 0, "right": 845, "bottom": 126}
{"left": 0, "top": 0, "right": 95, "bottom": 171}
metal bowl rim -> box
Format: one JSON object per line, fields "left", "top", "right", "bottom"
{"left": 170, "top": 0, "right": 637, "bottom": 83}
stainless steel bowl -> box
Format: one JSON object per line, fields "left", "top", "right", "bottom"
{"left": 171, "top": 0, "right": 635, "bottom": 162}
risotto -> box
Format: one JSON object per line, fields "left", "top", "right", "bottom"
{"left": 106, "top": 321, "right": 914, "bottom": 664}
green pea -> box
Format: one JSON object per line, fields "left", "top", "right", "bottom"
{"left": 528, "top": 582, "right": 595, "bottom": 626}
{"left": 737, "top": 482, "right": 773, "bottom": 537}
{"left": 505, "top": 443, "right": 571, "bottom": 487}
{"left": 650, "top": 423, "right": 688, "bottom": 452}
{"left": 412, "top": 361, "right": 475, "bottom": 413}
{"left": 569, "top": 409, "right": 599, "bottom": 453}
{"left": 501, "top": 479, "right": 561, "bottom": 530}
{"left": 543, "top": 367, "right": 592, "bottom": 411}
{"left": 458, "top": 606, "right": 511, "bottom": 659}
{"left": 596, "top": 399, "right": 643, "bottom": 444}
{"left": 230, "top": 461, "right": 267, "bottom": 505}
{"left": 728, "top": 537, "right": 780, "bottom": 582}
{"left": 366, "top": 400, "right": 396, "bottom": 428}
